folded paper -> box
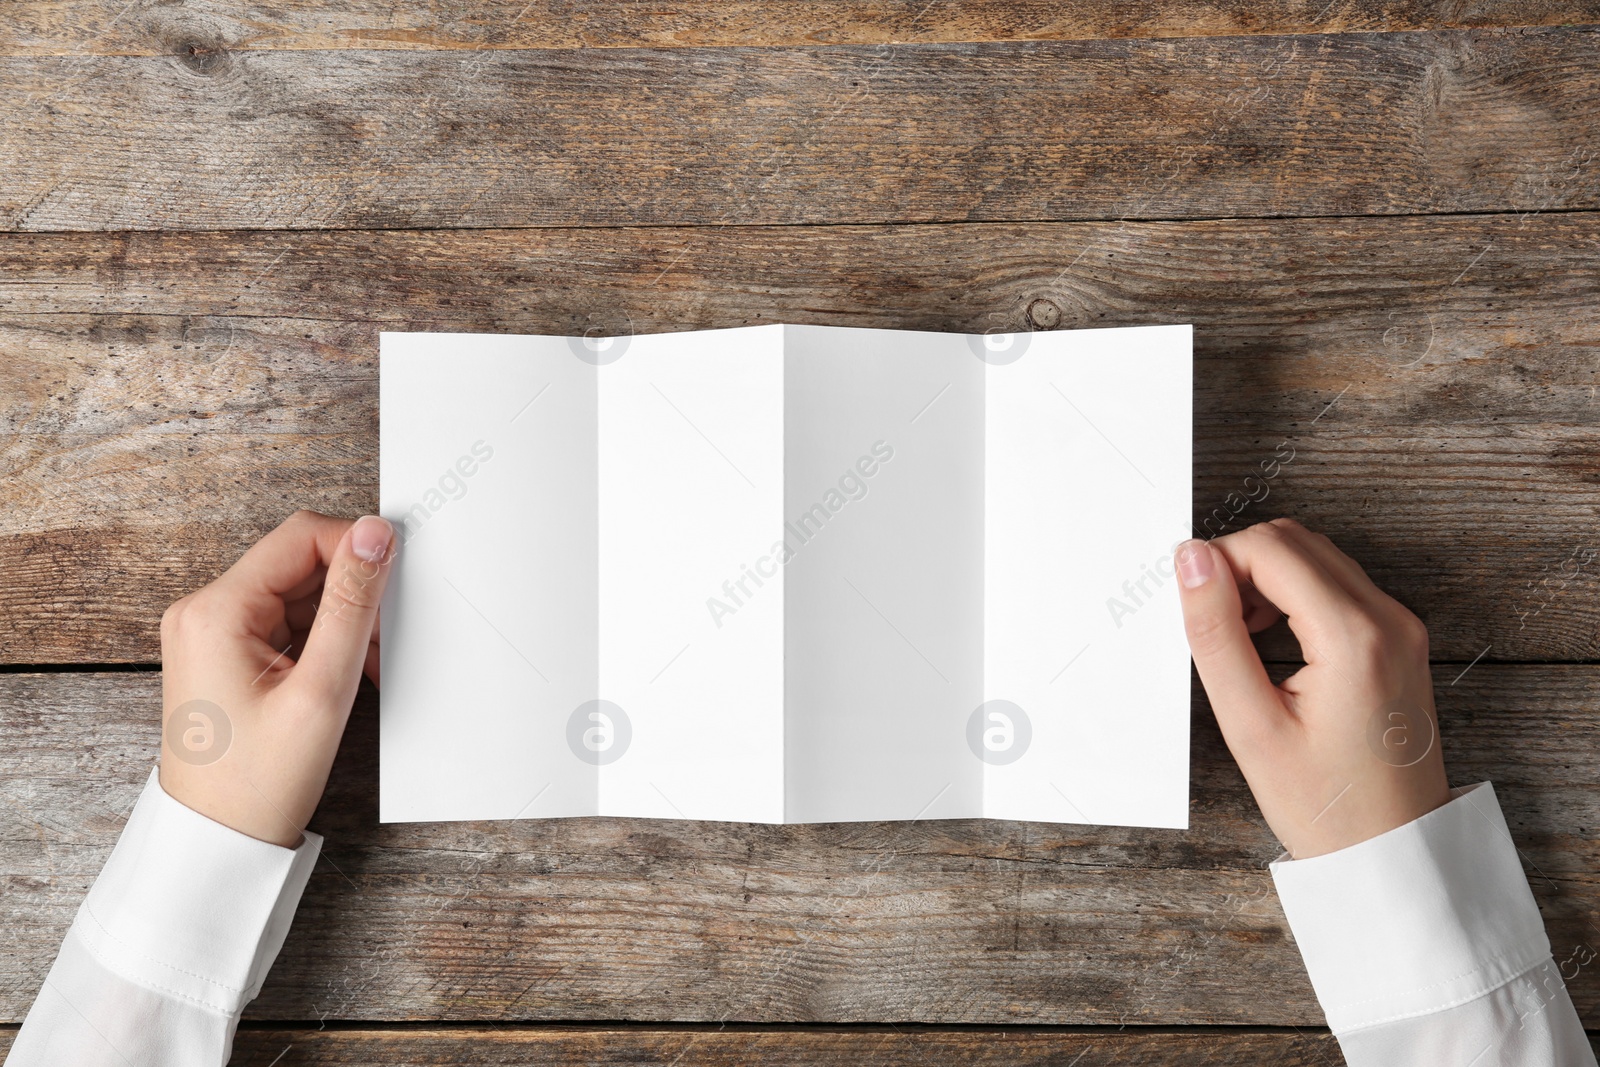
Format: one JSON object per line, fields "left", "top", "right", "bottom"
{"left": 380, "top": 323, "right": 1192, "bottom": 826}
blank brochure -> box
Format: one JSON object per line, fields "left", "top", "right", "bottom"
{"left": 379, "top": 323, "right": 1193, "bottom": 827}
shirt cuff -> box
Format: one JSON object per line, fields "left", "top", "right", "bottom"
{"left": 1270, "top": 781, "right": 1552, "bottom": 1034}
{"left": 69, "top": 766, "right": 322, "bottom": 1017}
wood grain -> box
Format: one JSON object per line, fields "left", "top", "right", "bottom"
{"left": 0, "top": 668, "right": 1594, "bottom": 1026}
{"left": 4, "top": 4, "right": 1596, "bottom": 1060}
{"left": 0, "top": 1024, "right": 1362, "bottom": 1066}
{"left": 3, "top": 28, "right": 1600, "bottom": 231}
{"left": 2, "top": 1024, "right": 1595, "bottom": 1064}
{"left": 3, "top": 212, "right": 1598, "bottom": 664}
{"left": 6, "top": 0, "right": 1599, "bottom": 55}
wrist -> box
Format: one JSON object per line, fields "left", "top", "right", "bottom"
{"left": 158, "top": 763, "right": 308, "bottom": 849}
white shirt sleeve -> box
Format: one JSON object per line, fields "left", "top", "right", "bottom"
{"left": 1272, "top": 781, "right": 1595, "bottom": 1066}
{"left": 5, "top": 766, "right": 321, "bottom": 1067}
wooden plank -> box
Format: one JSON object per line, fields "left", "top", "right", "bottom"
{"left": 0, "top": 668, "right": 1594, "bottom": 1025}
{"left": 1, "top": 1025, "right": 1595, "bottom": 1064}
{"left": 221, "top": 1027, "right": 1600, "bottom": 1065}
{"left": 2, "top": 212, "right": 1598, "bottom": 664}
{"left": 0, "top": 1025, "right": 1357, "bottom": 1065}
{"left": 227, "top": 1028, "right": 1600, "bottom": 1064}
{"left": 6, "top": 0, "right": 1599, "bottom": 55}
{"left": 3, "top": 28, "right": 1599, "bottom": 231}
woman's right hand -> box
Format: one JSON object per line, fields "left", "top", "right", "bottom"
{"left": 1174, "top": 518, "right": 1451, "bottom": 859}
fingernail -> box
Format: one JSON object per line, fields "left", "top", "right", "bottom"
{"left": 1177, "top": 539, "right": 1214, "bottom": 588}
{"left": 352, "top": 515, "right": 393, "bottom": 563}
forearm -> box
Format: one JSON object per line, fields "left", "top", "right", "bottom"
{"left": 6, "top": 767, "right": 320, "bottom": 1067}
{"left": 1272, "top": 782, "right": 1594, "bottom": 1066}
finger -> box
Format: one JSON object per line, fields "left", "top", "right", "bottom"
{"left": 1209, "top": 522, "right": 1368, "bottom": 650}
{"left": 290, "top": 516, "right": 395, "bottom": 712}
{"left": 363, "top": 640, "right": 380, "bottom": 689}
{"left": 217, "top": 511, "right": 352, "bottom": 599}
{"left": 1175, "top": 539, "right": 1290, "bottom": 741}
{"left": 1265, "top": 518, "right": 1391, "bottom": 612}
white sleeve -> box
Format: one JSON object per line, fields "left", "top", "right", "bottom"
{"left": 6, "top": 766, "right": 321, "bottom": 1067}
{"left": 1271, "top": 781, "right": 1595, "bottom": 1066}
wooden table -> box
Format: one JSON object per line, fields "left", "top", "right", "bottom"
{"left": 3, "top": 3, "right": 1598, "bottom": 1062}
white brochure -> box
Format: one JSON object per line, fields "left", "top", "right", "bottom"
{"left": 380, "top": 323, "right": 1192, "bottom": 827}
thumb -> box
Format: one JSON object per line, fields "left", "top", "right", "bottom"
{"left": 294, "top": 515, "right": 395, "bottom": 710}
{"left": 1175, "top": 538, "right": 1286, "bottom": 742}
